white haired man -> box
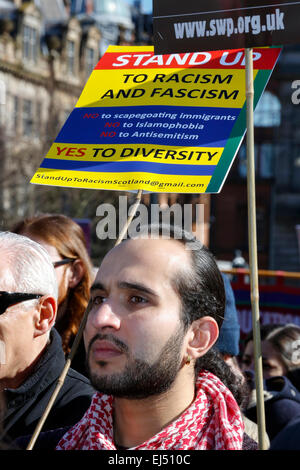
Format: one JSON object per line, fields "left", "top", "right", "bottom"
{"left": 0, "top": 232, "right": 94, "bottom": 443}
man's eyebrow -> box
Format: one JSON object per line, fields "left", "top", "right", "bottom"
{"left": 90, "top": 281, "right": 158, "bottom": 297}
{"left": 118, "top": 281, "right": 158, "bottom": 297}
{"left": 90, "top": 282, "right": 105, "bottom": 292}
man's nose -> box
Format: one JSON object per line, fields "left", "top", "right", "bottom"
{"left": 89, "top": 301, "right": 121, "bottom": 331}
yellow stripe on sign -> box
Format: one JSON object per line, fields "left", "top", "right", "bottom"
{"left": 46, "top": 143, "right": 223, "bottom": 166}
{"left": 75, "top": 68, "right": 255, "bottom": 109}
{"left": 31, "top": 169, "right": 211, "bottom": 193}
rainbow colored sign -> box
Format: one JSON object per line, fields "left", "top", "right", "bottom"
{"left": 230, "top": 272, "right": 300, "bottom": 337}
{"left": 31, "top": 45, "right": 281, "bottom": 193}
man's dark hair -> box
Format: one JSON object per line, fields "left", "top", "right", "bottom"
{"left": 129, "top": 223, "right": 246, "bottom": 405}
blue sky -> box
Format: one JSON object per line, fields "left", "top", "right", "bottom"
{"left": 126, "top": 0, "right": 152, "bottom": 13}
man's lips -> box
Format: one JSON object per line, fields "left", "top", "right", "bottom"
{"left": 91, "top": 340, "right": 123, "bottom": 359}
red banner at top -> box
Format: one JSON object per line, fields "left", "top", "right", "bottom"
{"left": 95, "top": 47, "right": 281, "bottom": 71}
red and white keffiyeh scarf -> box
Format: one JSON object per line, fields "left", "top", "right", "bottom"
{"left": 56, "top": 370, "right": 244, "bottom": 450}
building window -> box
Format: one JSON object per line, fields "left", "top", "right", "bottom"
{"left": 237, "top": 142, "right": 282, "bottom": 179}
{"left": 254, "top": 91, "right": 281, "bottom": 127}
{"left": 66, "top": 40, "right": 75, "bottom": 75}
{"left": 23, "top": 99, "right": 33, "bottom": 136}
{"left": 35, "top": 102, "right": 42, "bottom": 137}
{"left": 0, "top": 80, "right": 5, "bottom": 107}
{"left": 237, "top": 91, "right": 282, "bottom": 179}
{"left": 86, "top": 47, "right": 96, "bottom": 78}
{"left": 93, "top": 0, "right": 131, "bottom": 19}
{"left": 23, "top": 25, "right": 38, "bottom": 63}
{"left": 71, "top": 0, "right": 86, "bottom": 14}
{"left": 13, "top": 96, "right": 19, "bottom": 131}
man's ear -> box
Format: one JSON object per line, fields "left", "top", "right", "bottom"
{"left": 185, "top": 316, "right": 219, "bottom": 360}
{"left": 67, "top": 259, "right": 84, "bottom": 289}
{"left": 34, "top": 296, "right": 57, "bottom": 337}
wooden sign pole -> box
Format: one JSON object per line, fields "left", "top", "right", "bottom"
{"left": 245, "top": 48, "right": 268, "bottom": 450}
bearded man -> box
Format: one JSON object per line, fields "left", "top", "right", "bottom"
{"left": 56, "top": 225, "right": 248, "bottom": 450}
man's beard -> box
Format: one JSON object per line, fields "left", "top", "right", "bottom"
{"left": 86, "top": 325, "right": 185, "bottom": 399}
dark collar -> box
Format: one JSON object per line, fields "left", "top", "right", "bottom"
{"left": 4, "top": 328, "right": 65, "bottom": 407}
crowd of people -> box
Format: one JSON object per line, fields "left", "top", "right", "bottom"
{"left": 0, "top": 215, "right": 300, "bottom": 451}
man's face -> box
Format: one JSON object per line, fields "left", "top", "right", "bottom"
{"left": 0, "top": 258, "right": 37, "bottom": 388}
{"left": 241, "top": 339, "right": 287, "bottom": 379}
{"left": 84, "top": 238, "right": 192, "bottom": 399}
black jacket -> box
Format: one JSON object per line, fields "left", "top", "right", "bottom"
{"left": 270, "top": 416, "right": 300, "bottom": 450}
{"left": 244, "top": 372, "right": 300, "bottom": 441}
{"left": 2, "top": 328, "right": 95, "bottom": 442}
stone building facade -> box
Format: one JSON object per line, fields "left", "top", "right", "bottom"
{"left": 0, "top": 0, "right": 134, "bottom": 222}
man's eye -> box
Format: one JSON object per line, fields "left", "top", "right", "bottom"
{"left": 241, "top": 358, "right": 251, "bottom": 367}
{"left": 92, "top": 295, "right": 106, "bottom": 305}
{"left": 130, "top": 295, "right": 147, "bottom": 304}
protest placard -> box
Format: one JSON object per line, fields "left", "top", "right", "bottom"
{"left": 31, "top": 45, "right": 280, "bottom": 194}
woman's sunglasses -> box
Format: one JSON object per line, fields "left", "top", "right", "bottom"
{"left": 52, "top": 258, "right": 76, "bottom": 268}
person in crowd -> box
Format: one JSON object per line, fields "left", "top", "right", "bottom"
{"left": 0, "top": 392, "right": 15, "bottom": 449}
{"left": 270, "top": 416, "right": 300, "bottom": 450}
{"left": 53, "top": 225, "right": 252, "bottom": 450}
{"left": 265, "top": 324, "right": 300, "bottom": 391}
{"left": 12, "top": 214, "right": 95, "bottom": 376}
{"left": 240, "top": 323, "right": 300, "bottom": 383}
{"left": 0, "top": 232, "right": 95, "bottom": 442}
{"left": 240, "top": 323, "right": 300, "bottom": 442}
{"left": 216, "top": 273, "right": 243, "bottom": 379}
{"left": 215, "top": 274, "right": 269, "bottom": 448}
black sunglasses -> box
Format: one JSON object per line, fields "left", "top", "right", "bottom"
{"left": 53, "top": 258, "right": 76, "bottom": 268}
{"left": 0, "top": 291, "right": 43, "bottom": 315}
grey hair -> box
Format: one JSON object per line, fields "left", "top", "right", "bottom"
{"left": 0, "top": 231, "right": 58, "bottom": 299}
{"left": 265, "top": 323, "right": 300, "bottom": 369}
